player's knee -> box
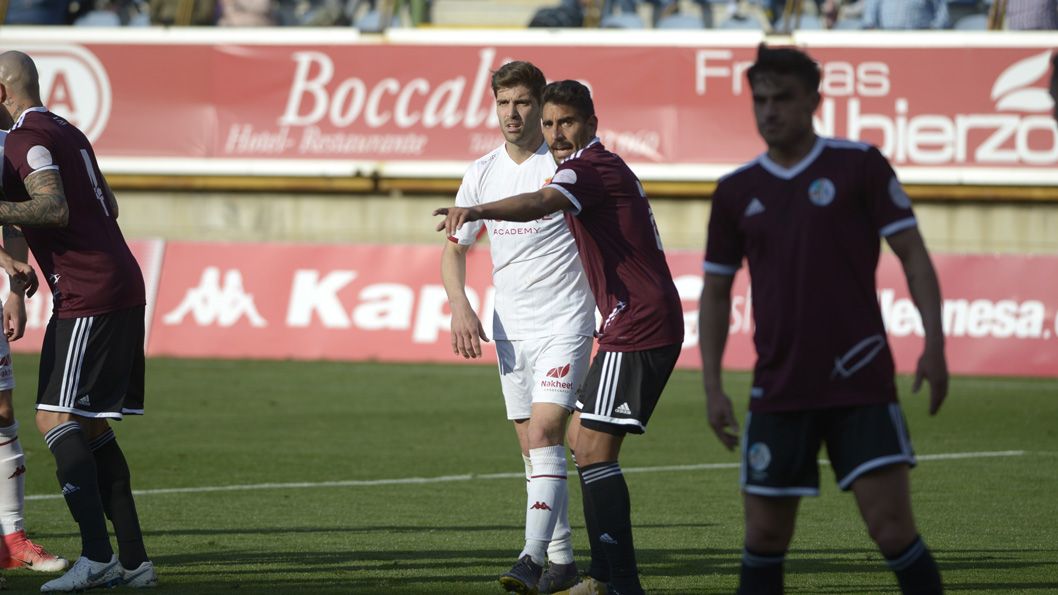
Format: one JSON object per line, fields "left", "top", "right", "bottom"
{"left": 0, "top": 389, "right": 13, "bottom": 426}
{"left": 526, "top": 422, "right": 564, "bottom": 449}
{"left": 745, "top": 520, "right": 794, "bottom": 552}
{"left": 866, "top": 517, "right": 916, "bottom": 555}
{"left": 35, "top": 410, "right": 63, "bottom": 436}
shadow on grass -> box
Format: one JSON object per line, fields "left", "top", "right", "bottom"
{"left": 10, "top": 530, "right": 1053, "bottom": 594}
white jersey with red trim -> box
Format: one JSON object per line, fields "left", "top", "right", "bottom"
{"left": 452, "top": 141, "right": 596, "bottom": 340}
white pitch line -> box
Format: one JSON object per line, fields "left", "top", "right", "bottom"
{"left": 24, "top": 450, "right": 1026, "bottom": 502}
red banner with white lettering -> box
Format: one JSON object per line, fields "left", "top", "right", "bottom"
{"left": 7, "top": 30, "right": 1056, "bottom": 184}
{"left": 140, "top": 241, "right": 1058, "bottom": 378}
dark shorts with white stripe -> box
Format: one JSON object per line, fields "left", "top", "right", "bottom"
{"left": 741, "top": 402, "right": 916, "bottom": 497}
{"left": 37, "top": 305, "right": 146, "bottom": 420}
{"left": 575, "top": 343, "right": 681, "bottom": 436}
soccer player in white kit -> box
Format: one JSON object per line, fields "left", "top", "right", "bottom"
{"left": 440, "top": 61, "right": 597, "bottom": 594}
{"left": 0, "top": 103, "right": 69, "bottom": 578}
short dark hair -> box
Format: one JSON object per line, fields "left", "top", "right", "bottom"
{"left": 491, "top": 61, "right": 547, "bottom": 102}
{"left": 542, "top": 80, "right": 595, "bottom": 119}
{"left": 747, "top": 43, "right": 821, "bottom": 93}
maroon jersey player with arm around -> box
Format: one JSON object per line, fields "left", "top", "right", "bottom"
{"left": 436, "top": 80, "right": 683, "bottom": 595}
{"left": 0, "top": 50, "right": 156, "bottom": 592}
{"left": 698, "top": 44, "right": 947, "bottom": 595}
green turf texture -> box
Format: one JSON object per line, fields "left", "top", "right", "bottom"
{"left": 5, "top": 354, "right": 1056, "bottom": 593}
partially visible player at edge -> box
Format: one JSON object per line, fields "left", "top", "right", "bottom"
{"left": 0, "top": 50, "right": 157, "bottom": 592}
{"left": 1049, "top": 50, "right": 1058, "bottom": 123}
{"left": 436, "top": 80, "right": 685, "bottom": 595}
{"left": 0, "top": 98, "right": 69, "bottom": 579}
{"left": 699, "top": 44, "right": 947, "bottom": 595}
{"left": 441, "top": 61, "right": 595, "bottom": 594}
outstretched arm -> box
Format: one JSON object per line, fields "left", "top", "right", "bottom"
{"left": 886, "top": 226, "right": 948, "bottom": 415}
{"left": 699, "top": 272, "right": 740, "bottom": 450}
{"left": 434, "top": 187, "right": 572, "bottom": 236}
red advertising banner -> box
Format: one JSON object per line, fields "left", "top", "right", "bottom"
{"left": 4, "top": 30, "right": 1056, "bottom": 184}
{"left": 143, "top": 241, "right": 1058, "bottom": 378}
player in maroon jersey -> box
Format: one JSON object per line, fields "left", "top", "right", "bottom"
{"left": 699, "top": 44, "right": 947, "bottom": 595}
{"left": 0, "top": 50, "right": 156, "bottom": 592}
{"left": 437, "top": 80, "right": 684, "bottom": 595}
{"left": 1049, "top": 51, "right": 1058, "bottom": 123}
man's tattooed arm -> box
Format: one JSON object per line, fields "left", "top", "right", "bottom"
{"left": 0, "top": 170, "right": 70, "bottom": 227}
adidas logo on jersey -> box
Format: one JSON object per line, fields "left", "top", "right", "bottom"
{"left": 615, "top": 402, "right": 632, "bottom": 415}
{"left": 744, "top": 198, "right": 766, "bottom": 218}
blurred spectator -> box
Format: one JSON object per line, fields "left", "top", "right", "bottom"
{"left": 1005, "top": 0, "right": 1058, "bottom": 29}
{"left": 862, "top": 0, "right": 950, "bottom": 28}
{"left": 75, "top": 0, "right": 151, "bottom": 24}
{"left": 149, "top": 0, "right": 217, "bottom": 24}
{"left": 529, "top": 0, "right": 584, "bottom": 27}
{"left": 2, "top": 0, "right": 72, "bottom": 23}
{"left": 217, "top": 0, "right": 275, "bottom": 24}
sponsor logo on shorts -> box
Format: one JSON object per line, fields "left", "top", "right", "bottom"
{"left": 61, "top": 482, "right": 79, "bottom": 496}
{"left": 546, "top": 364, "right": 571, "bottom": 378}
{"left": 615, "top": 402, "right": 632, "bottom": 415}
{"left": 541, "top": 363, "right": 574, "bottom": 391}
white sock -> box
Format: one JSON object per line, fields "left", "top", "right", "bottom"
{"left": 546, "top": 463, "right": 574, "bottom": 564}
{"left": 520, "top": 445, "right": 567, "bottom": 566}
{"left": 0, "top": 422, "right": 25, "bottom": 535}
{"left": 522, "top": 453, "right": 532, "bottom": 484}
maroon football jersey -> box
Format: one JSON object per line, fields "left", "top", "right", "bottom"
{"left": 2, "top": 108, "right": 145, "bottom": 318}
{"left": 547, "top": 139, "right": 684, "bottom": 351}
{"left": 705, "top": 137, "right": 917, "bottom": 413}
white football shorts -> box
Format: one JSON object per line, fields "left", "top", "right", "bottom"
{"left": 495, "top": 334, "right": 593, "bottom": 420}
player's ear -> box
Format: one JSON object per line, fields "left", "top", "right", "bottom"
{"left": 809, "top": 90, "right": 821, "bottom": 112}
{"left": 587, "top": 114, "right": 599, "bottom": 135}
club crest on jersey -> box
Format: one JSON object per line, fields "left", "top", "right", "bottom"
{"left": 808, "top": 178, "right": 836, "bottom": 206}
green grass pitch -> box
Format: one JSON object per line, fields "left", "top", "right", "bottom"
{"left": 4, "top": 354, "right": 1056, "bottom": 593}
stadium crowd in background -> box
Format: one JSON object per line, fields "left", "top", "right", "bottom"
{"left": 3, "top": 0, "right": 1056, "bottom": 30}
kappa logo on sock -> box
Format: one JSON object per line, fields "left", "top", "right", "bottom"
{"left": 7, "top": 465, "right": 25, "bottom": 479}
{"left": 529, "top": 501, "right": 552, "bottom": 511}
{"left": 614, "top": 402, "right": 632, "bottom": 415}
{"left": 76, "top": 395, "right": 91, "bottom": 407}
{"left": 599, "top": 533, "right": 618, "bottom": 545}
{"left": 60, "top": 483, "right": 79, "bottom": 496}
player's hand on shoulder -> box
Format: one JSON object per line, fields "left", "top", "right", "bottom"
{"left": 706, "top": 391, "right": 740, "bottom": 451}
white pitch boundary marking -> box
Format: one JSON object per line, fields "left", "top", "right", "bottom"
{"left": 24, "top": 450, "right": 1026, "bottom": 502}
